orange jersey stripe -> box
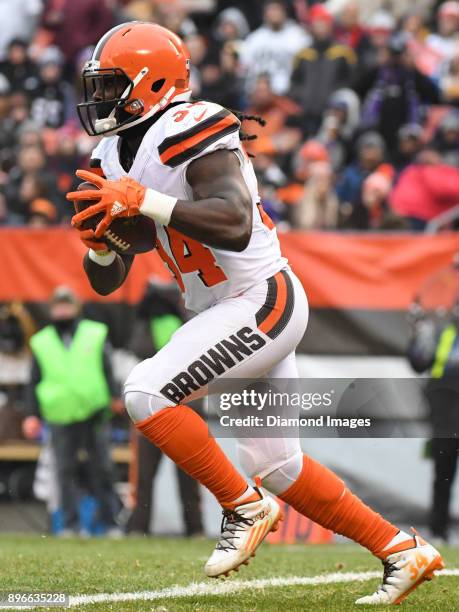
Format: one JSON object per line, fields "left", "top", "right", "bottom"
{"left": 258, "top": 272, "right": 288, "bottom": 336}
{"left": 159, "top": 115, "right": 239, "bottom": 164}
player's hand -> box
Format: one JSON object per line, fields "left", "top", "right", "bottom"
{"left": 78, "top": 228, "right": 109, "bottom": 252}
{"left": 66, "top": 169, "right": 146, "bottom": 238}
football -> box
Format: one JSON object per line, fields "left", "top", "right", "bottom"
{"left": 73, "top": 181, "right": 157, "bottom": 255}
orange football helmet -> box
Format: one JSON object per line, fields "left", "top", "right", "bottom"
{"left": 78, "top": 22, "right": 191, "bottom": 136}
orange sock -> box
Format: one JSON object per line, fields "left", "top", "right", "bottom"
{"left": 278, "top": 455, "right": 398, "bottom": 558}
{"left": 136, "top": 405, "right": 250, "bottom": 508}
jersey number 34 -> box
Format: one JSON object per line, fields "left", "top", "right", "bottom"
{"left": 157, "top": 227, "right": 227, "bottom": 290}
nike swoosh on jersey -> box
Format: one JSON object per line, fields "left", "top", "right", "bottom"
{"left": 194, "top": 109, "right": 207, "bottom": 122}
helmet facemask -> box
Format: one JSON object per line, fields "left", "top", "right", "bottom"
{"left": 77, "top": 64, "right": 147, "bottom": 136}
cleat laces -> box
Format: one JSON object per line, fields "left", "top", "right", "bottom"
{"left": 216, "top": 509, "right": 254, "bottom": 552}
{"left": 377, "top": 559, "right": 400, "bottom": 595}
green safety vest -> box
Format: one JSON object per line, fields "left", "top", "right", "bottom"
{"left": 30, "top": 320, "right": 111, "bottom": 424}
{"left": 431, "top": 323, "right": 457, "bottom": 379}
{"left": 149, "top": 314, "right": 182, "bottom": 350}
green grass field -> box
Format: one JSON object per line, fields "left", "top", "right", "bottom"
{"left": 0, "top": 535, "right": 458, "bottom": 611}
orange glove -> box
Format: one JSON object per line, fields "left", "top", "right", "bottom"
{"left": 66, "top": 169, "right": 146, "bottom": 238}
{"left": 79, "top": 228, "right": 109, "bottom": 251}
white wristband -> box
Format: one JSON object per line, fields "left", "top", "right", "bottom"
{"left": 88, "top": 249, "right": 117, "bottom": 266}
{"left": 140, "top": 188, "right": 177, "bottom": 225}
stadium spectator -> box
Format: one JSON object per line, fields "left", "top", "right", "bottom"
{"left": 23, "top": 286, "right": 123, "bottom": 537}
{"left": 316, "top": 88, "right": 361, "bottom": 170}
{"left": 407, "top": 294, "right": 459, "bottom": 544}
{"left": 0, "top": 74, "right": 10, "bottom": 121}
{"left": 401, "top": 9, "right": 429, "bottom": 44}
{"left": 336, "top": 131, "right": 385, "bottom": 213}
{"left": 294, "top": 161, "right": 340, "bottom": 230}
{"left": 324, "top": 0, "right": 434, "bottom": 24}
{"left": 356, "top": 31, "right": 440, "bottom": 151}
{"left": 429, "top": 111, "right": 459, "bottom": 166}
{"left": 426, "top": 1, "right": 459, "bottom": 61}
{"left": 199, "top": 41, "right": 243, "bottom": 109}
{"left": 48, "top": 128, "right": 85, "bottom": 200}
{"left": 439, "top": 43, "right": 459, "bottom": 102}
{"left": 0, "top": 91, "right": 31, "bottom": 161}
{"left": 0, "top": 0, "right": 43, "bottom": 60}
{"left": 340, "top": 162, "right": 405, "bottom": 230}
{"left": 0, "top": 191, "right": 21, "bottom": 226}
{"left": 240, "top": 0, "right": 309, "bottom": 96}
{"left": 216, "top": 0, "right": 266, "bottom": 31}
{"left": 289, "top": 4, "right": 356, "bottom": 136}
{"left": 393, "top": 123, "right": 424, "bottom": 173}
{"left": 0, "top": 0, "right": 454, "bottom": 232}
{"left": 154, "top": 0, "right": 198, "bottom": 38}
{"left": 4, "top": 144, "right": 62, "bottom": 223}
{"left": 185, "top": 33, "right": 209, "bottom": 97}
{"left": 40, "top": 0, "right": 114, "bottom": 76}
{"left": 402, "top": 10, "right": 442, "bottom": 78}
{"left": 243, "top": 75, "right": 302, "bottom": 158}
{"left": 0, "top": 39, "right": 38, "bottom": 93}
{"left": 206, "top": 7, "right": 250, "bottom": 64}
{"left": 357, "top": 165, "right": 406, "bottom": 229}
{"left": 354, "top": 10, "right": 395, "bottom": 74}
{"left": 29, "top": 47, "right": 75, "bottom": 129}
{"left": 0, "top": 77, "right": 15, "bottom": 173}
{"left": 126, "top": 278, "right": 203, "bottom": 537}
{"left": 121, "top": 0, "right": 156, "bottom": 23}
{"left": 334, "top": 0, "right": 372, "bottom": 57}
{"left": 28, "top": 197, "right": 57, "bottom": 227}
{"left": 257, "top": 173, "right": 286, "bottom": 224}
{"left": 390, "top": 147, "right": 459, "bottom": 229}
{"left": 277, "top": 139, "right": 330, "bottom": 209}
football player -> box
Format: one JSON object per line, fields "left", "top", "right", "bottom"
{"left": 67, "top": 22, "right": 443, "bottom": 604}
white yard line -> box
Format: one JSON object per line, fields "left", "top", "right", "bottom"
{"left": 68, "top": 568, "right": 459, "bottom": 606}
{"left": 3, "top": 569, "right": 458, "bottom": 609}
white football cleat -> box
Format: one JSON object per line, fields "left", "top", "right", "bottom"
{"left": 355, "top": 530, "right": 445, "bottom": 605}
{"left": 204, "top": 486, "right": 283, "bottom": 578}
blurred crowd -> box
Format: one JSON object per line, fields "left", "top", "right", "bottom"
{"left": 2, "top": 0, "right": 459, "bottom": 231}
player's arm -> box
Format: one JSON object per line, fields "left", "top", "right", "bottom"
{"left": 169, "top": 149, "right": 253, "bottom": 252}
{"left": 83, "top": 251, "right": 135, "bottom": 296}
{"left": 68, "top": 150, "right": 253, "bottom": 253}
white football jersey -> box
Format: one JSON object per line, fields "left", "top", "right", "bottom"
{"left": 90, "top": 100, "right": 287, "bottom": 313}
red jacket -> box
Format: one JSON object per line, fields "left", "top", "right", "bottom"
{"left": 390, "top": 164, "right": 459, "bottom": 221}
